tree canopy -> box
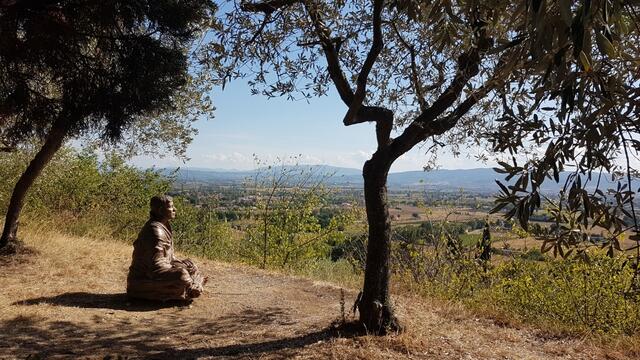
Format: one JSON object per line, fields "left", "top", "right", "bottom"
{"left": 0, "top": 0, "right": 216, "bottom": 249}
{"left": 0, "top": 0, "right": 215, "bottom": 148}
{"left": 488, "top": 0, "right": 640, "bottom": 262}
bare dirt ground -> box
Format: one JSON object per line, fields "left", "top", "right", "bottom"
{"left": 0, "top": 230, "right": 636, "bottom": 359}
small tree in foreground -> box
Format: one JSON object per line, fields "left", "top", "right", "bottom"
{"left": 243, "top": 156, "right": 357, "bottom": 269}
{"left": 207, "top": 0, "right": 640, "bottom": 333}
{"left": 0, "top": 0, "right": 216, "bottom": 251}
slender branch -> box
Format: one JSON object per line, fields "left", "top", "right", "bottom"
{"left": 391, "top": 20, "right": 426, "bottom": 111}
{"left": 416, "top": 50, "right": 484, "bottom": 125}
{"left": 617, "top": 123, "right": 639, "bottom": 264}
{"left": 240, "top": 0, "right": 299, "bottom": 14}
{"left": 423, "top": 59, "right": 447, "bottom": 93}
{"left": 303, "top": 0, "right": 394, "bottom": 142}
{"left": 389, "top": 48, "right": 486, "bottom": 158}
{"left": 248, "top": 13, "right": 273, "bottom": 45}
{"left": 303, "top": 1, "right": 354, "bottom": 106}
{"left": 429, "top": 81, "right": 495, "bottom": 134}
{"left": 297, "top": 36, "right": 341, "bottom": 47}
{"left": 342, "top": 0, "right": 385, "bottom": 125}
{"left": 389, "top": 21, "right": 512, "bottom": 159}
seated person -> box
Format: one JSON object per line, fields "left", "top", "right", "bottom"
{"left": 127, "top": 195, "right": 206, "bottom": 301}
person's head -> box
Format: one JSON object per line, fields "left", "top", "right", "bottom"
{"left": 149, "top": 195, "right": 176, "bottom": 222}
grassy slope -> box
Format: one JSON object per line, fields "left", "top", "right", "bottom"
{"left": 0, "top": 229, "right": 635, "bottom": 359}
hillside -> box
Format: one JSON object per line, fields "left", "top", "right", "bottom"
{"left": 0, "top": 231, "right": 634, "bottom": 359}
{"left": 164, "top": 166, "right": 631, "bottom": 193}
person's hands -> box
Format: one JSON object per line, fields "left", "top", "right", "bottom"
{"left": 182, "top": 258, "right": 198, "bottom": 273}
{"left": 182, "top": 258, "right": 194, "bottom": 268}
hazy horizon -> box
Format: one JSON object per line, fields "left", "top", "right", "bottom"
{"left": 152, "top": 163, "right": 496, "bottom": 174}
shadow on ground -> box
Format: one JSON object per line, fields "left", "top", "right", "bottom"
{"left": 13, "top": 292, "right": 191, "bottom": 312}
{"left": 0, "top": 244, "right": 38, "bottom": 265}
{"left": 3, "top": 300, "right": 357, "bottom": 358}
{"left": 163, "top": 327, "right": 340, "bottom": 358}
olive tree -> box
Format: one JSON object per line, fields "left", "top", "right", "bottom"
{"left": 0, "top": 0, "right": 216, "bottom": 251}
{"left": 205, "top": 0, "right": 640, "bottom": 333}
{"left": 489, "top": 0, "right": 640, "bottom": 291}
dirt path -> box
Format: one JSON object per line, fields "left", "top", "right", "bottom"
{"left": 0, "top": 231, "right": 632, "bottom": 359}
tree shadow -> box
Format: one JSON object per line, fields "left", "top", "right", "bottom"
{"left": 0, "top": 243, "right": 38, "bottom": 265}
{"left": 161, "top": 326, "right": 344, "bottom": 358}
{"left": 162, "top": 320, "right": 367, "bottom": 358}
{"left": 1, "top": 305, "right": 361, "bottom": 358}
{"left": 12, "top": 292, "right": 191, "bottom": 312}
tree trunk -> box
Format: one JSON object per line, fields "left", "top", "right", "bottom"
{"left": 358, "top": 150, "right": 402, "bottom": 334}
{"left": 0, "top": 120, "right": 69, "bottom": 252}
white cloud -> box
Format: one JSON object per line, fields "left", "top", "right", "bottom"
{"left": 129, "top": 146, "right": 503, "bottom": 172}
{"left": 203, "top": 152, "right": 251, "bottom": 162}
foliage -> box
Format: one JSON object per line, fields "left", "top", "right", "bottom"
{"left": 520, "top": 248, "right": 546, "bottom": 262}
{"left": 0, "top": 147, "right": 171, "bottom": 240}
{"left": 80, "top": 76, "right": 213, "bottom": 161}
{"left": 2, "top": 148, "right": 361, "bottom": 270}
{"left": 240, "top": 156, "right": 359, "bottom": 269}
{"left": 332, "top": 232, "right": 368, "bottom": 273}
{"left": 389, "top": 222, "right": 640, "bottom": 334}
{"left": 0, "top": 0, "right": 216, "bottom": 146}
{"left": 0, "top": 0, "right": 218, "bottom": 249}
{"left": 490, "top": 255, "right": 640, "bottom": 335}
{"left": 486, "top": 0, "right": 640, "bottom": 278}
{"left": 171, "top": 198, "right": 235, "bottom": 261}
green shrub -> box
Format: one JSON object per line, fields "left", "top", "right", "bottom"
{"left": 490, "top": 255, "right": 640, "bottom": 334}
{"left": 171, "top": 198, "right": 235, "bottom": 261}
{"left": 520, "top": 248, "right": 546, "bottom": 261}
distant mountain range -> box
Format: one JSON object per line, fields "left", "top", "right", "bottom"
{"left": 160, "top": 165, "right": 632, "bottom": 194}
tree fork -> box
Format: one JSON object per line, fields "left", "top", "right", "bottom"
{"left": 0, "top": 119, "right": 69, "bottom": 252}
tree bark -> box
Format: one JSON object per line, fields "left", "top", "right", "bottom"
{"left": 0, "top": 119, "right": 69, "bottom": 252}
{"left": 358, "top": 149, "right": 401, "bottom": 334}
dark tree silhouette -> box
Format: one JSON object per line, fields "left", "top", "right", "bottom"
{"left": 0, "top": 0, "right": 216, "bottom": 251}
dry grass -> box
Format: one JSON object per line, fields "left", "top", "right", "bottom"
{"left": 0, "top": 229, "right": 637, "bottom": 359}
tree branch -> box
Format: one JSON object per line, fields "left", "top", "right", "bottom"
{"left": 303, "top": 1, "right": 354, "bottom": 106}
{"left": 245, "top": 0, "right": 392, "bottom": 138}
{"left": 389, "top": 51, "right": 484, "bottom": 158}
{"left": 240, "top": 0, "right": 300, "bottom": 14}
{"left": 389, "top": 16, "right": 498, "bottom": 159}
{"left": 342, "top": 0, "right": 385, "bottom": 126}
{"left": 416, "top": 51, "right": 484, "bottom": 126}
{"left": 391, "top": 20, "right": 426, "bottom": 111}
{"left": 428, "top": 82, "right": 494, "bottom": 134}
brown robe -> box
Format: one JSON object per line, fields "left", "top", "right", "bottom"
{"left": 127, "top": 220, "right": 205, "bottom": 301}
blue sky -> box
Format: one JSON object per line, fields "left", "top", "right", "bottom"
{"left": 131, "top": 80, "right": 492, "bottom": 173}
